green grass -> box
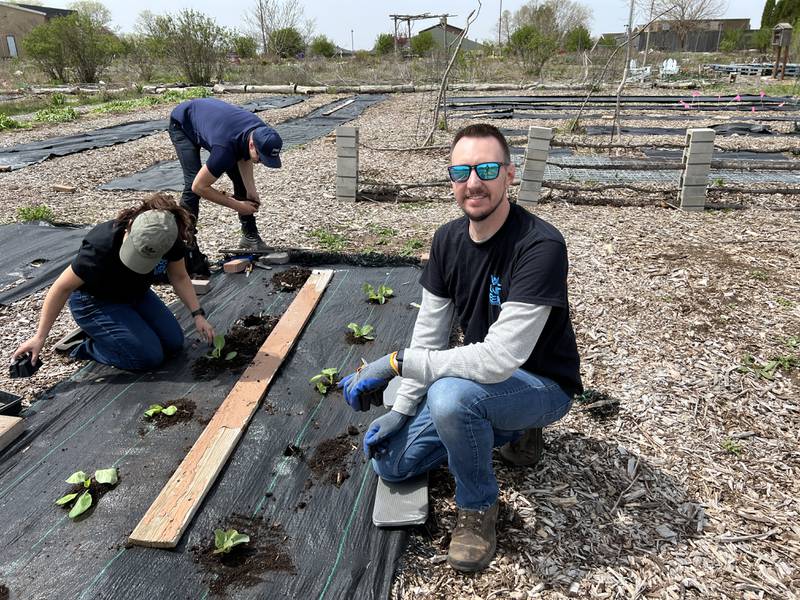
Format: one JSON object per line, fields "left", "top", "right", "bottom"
{"left": 33, "top": 106, "right": 77, "bottom": 123}
{"left": 749, "top": 269, "right": 769, "bottom": 281}
{"left": 90, "top": 87, "right": 209, "bottom": 115}
{"left": 776, "top": 297, "right": 794, "bottom": 308}
{"left": 399, "top": 238, "right": 424, "bottom": 257}
{"left": 17, "top": 204, "right": 55, "bottom": 222}
{"left": 0, "top": 113, "right": 25, "bottom": 130}
{"left": 311, "top": 228, "right": 346, "bottom": 251}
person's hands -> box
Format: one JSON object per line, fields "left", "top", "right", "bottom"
{"left": 363, "top": 410, "right": 408, "bottom": 459}
{"left": 234, "top": 199, "right": 259, "bottom": 216}
{"left": 195, "top": 316, "right": 215, "bottom": 343}
{"left": 338, "top": 352, "right": 401, "bottom": 411}
{"left": 13, "top": 335, "right": 45, "bottom": 365}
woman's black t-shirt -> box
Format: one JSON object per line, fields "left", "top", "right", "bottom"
{"left": 70, "top": 220, "right": 184, "bottom": 303}
{"left": 419, "top": 203, "right": 583, "bottom": 397}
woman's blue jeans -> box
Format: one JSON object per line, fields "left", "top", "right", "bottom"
{"left": 372, "top": 370, "right": 573, "bottom": 510}
{"left": 68, "top": 289, "right": 184, "bottom": 371}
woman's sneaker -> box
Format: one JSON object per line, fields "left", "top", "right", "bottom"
{"left": 54, "top": 327, "right": 87, "bottom": 353}
{"left": 238, "top": 232, "right": 269, "bottom": 252}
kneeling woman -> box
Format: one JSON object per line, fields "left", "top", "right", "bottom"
{"left": 13, "top": 194, "right": 215, "bottom": 371}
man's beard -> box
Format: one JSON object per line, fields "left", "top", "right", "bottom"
{"left": 461, "top": 191, "right": 504, "bottom": 222}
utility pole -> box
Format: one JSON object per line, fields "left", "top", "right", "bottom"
{"left": 351, "top": 29, "right": 354, "bottom": 52}
{"left": 643, "top": 0, "right": 654, "bottom": 67}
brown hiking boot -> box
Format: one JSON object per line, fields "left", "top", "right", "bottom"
{"left": 499, "top": 428, "right": 544, "bottom": 466}
{"left": 447, "top": 502, "right": 498, "bottom": 572}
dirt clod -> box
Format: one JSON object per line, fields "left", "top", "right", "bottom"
{"left": 192, "top": 314, "right": 279, "bottom": 380}
{"left": 308, "top": 435, "right": 356, "bottom": 487}
{"left": 347, "top": 425, "right": 359, "bottom": 436}
{"left": 0, "top": 584, "right": 9, "bottom": 600}
{"left": 283, "top": 444, "right": 304, "bottom": 458}
{"left": 271, "top": 267, "right": 311, "bottom": 292}
{"left": 192, "top": 514, "right": 294, "bottom": 596}
{"left": 576, "top": 389, "right": 621, "bottom": 420}
{"left": 345, "top": 331, "right": 372, "bottom": 345}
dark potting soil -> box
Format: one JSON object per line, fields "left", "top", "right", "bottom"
{"left": 307, "top": 433, "right": 358, "bottom": 487}
{"left": 192, "top": 314, "right": 279, "bottom": 380}
{"left": 271, "top": 267, "right": 311, "bottom": 292}
{"left": 576, "top": 389, "right": 621, "bottom": 420}
{"left": 57, "top": 475, "right": 119, "bottom": 516}
{"left": 144, "top": 398, "right": 196, "bottom": 429}
{"left": 191, "top": 513, "right": 295, "bottom": 596}
{"left": 0, "top": 584, "right": 9, "bottom": 600}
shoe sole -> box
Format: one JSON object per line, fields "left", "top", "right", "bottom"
{"left": 446, "top": 540, "right": 497, "bottom": 572}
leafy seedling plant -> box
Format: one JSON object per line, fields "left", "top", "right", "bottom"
{"left": 213, "top": 528, "right": 250, "bottom": 554}
{"left": 144, "top": 404, "right": 178, "bottom": 418}
{"left": 310, "top": 367, "right": 339, "bottom": 394}
{"left": 207, "top": 334, "right": 237, "bottom": 361}
{"left": 347, "top": 322, "right": 375, "bottom": 341}
{"left": 55, "top": 468, "right": 118, "bottom": 519}
{"left": 363, "top": 283, "right": 394, "bottom": 304}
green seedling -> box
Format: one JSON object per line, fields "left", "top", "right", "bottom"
{"left": 144, "top": 404, "right": 178, "bottom": 418}
{"left": 207, "top": 334, "right": 237, "bottom": 361}
{"left": 738, "top": 353, "right": 799, "bottom": 380}
{"left": 17, "top": 203, "right": 55, "bottom": 223}
{"left": 310, "top": 367, "right": 339, "bottom": 394}
{"left": 55, "top": 468, "right": 118, "bottom": 519}
{"left": 213, "top": 528, "right": 250, "bottom": 554}
{"left": 749, "top": 269, "right": 769, "bottom": 281}
{"left": 347, "top": 322, "right": 375, "bottom": 341}
{"left": 721, "top": 438, "right": 743, "bottom": 456}
{"left": 363, "top": 283, "right": 394, "bottom": 304}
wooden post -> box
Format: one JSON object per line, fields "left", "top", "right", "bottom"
{"left": 781, "top": 46, "right": 789, "bottom": 81}
{"left": 336, "top": 126, "right": 358, "bottom": 202}
{"left": 517, "top": 126, "right": 552, "bottom": 206}
{"left": 678, "top": 128, "right": 715, "bottom": 212}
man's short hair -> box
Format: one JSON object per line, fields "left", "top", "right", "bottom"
{"left": 450, "top": 123, "right": 511, "bottom": 164}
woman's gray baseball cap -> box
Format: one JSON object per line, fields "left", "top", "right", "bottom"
{"left": 251, "top": 126, "right": 282, "bottom": 168}
{"left": 119, "top": 210, "right": 178, "bottom": 274}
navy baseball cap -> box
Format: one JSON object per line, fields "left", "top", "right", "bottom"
{"left": 252, "top": 126, "right": 282, "bottom": 168}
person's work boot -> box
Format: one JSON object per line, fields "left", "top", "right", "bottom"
{"left": 447, "top": 502, "right": 498, "bottom": 572}
{"left": 238, "top": 231, "right": 269, "bottom": 252}
{"left": 499, "top": 427, "right": 544, "bottom": 467}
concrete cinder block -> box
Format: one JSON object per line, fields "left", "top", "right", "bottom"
{"left": 520, "top": 179, "right": 544, "bottom": 192}
{"left": 336, "top": 126, "right": 358, "bottom": 137}
{"left": 191, "top": 279, "right": 212, "bottom": 295}
{"left": 687, "top": 128, "right": 715, "bottom": 142}
{"left": 527, "top": 126, "right": 553, "bottom": 140}
{"left": 223, "top": 258, "right": 251, "bottom": 274}
{"left": 525, "top": 137, "right": 552, "bottom": 152}
{"left": 336, "top": 157, "right": 358, "bottom": 174}
{"left": 337, "top": 145, "right": 358, "bottom": 158}
{"left": 336, "top": 135, "right": 357, "bottom": 149}
{"left": 685, "top": 153, "right": 713, "bottom": 166}
{"left": 681, "top": 173, "right": 710, "bottom": 186}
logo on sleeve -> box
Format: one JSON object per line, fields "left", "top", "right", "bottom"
{"left": 489, "top": 275, "right": 501, "bottom": 306}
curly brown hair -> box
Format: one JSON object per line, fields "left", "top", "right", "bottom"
{"left": 115, "top": 193, "right": 194, "bottom": 246}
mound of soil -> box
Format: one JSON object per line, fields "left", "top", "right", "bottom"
{"left": 307, "top": 433, "right": 358, "bottom": 487}
{"left": 57, "top": 473, "right": 120, "bottom": 517}
{"left": 271, "top": 267, "right": 311, "bottom": 292}
{"left": 345, "top": 331, "right": 372, "bottom": 345}
{"left": 191, "top": 514, "right": 295, "bottom": 596}
{"left": 144, "top": 398, "right": 196, "bottom": 429}
{"left": 576, "top": 389, "right": 621, "bottom": 420}
{"left": 192, "top": 314, "right": 279, "bottom": 380}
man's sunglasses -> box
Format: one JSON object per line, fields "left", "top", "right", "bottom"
{"left": 447, "top": 162, "right": 508, "bottom": 183}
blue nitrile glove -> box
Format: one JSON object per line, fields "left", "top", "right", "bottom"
{"left": 339, "top": 351, "right": 402, "bottom": 412}
{"left": 364, "top": 409, "right": 408, "bottom": 459}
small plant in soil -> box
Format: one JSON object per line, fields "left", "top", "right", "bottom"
{"left": 214, "top": 528, "right": 250, "bottom": 554}
{"left": 721, "top": 438, "right": 743, "bottom": 456}
{"left": 55, "top": 468, "right": 118, "bottom": 519}
{"left": 310, "top": 368, "right": 339, "bottom": 394}
{"left": 207, "top": 334, "right": 237, "bottom": 361}
{"left": 347, "top": 322, "right": 375, "bottom": 342}
{"left": 363, "top": 283, "right": 394, "bottom": 304}
{"left": 144, "top": 404, "right": 178, "bottom": 418}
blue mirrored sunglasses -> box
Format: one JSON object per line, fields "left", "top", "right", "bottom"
{"left": 447, "top": 162, "right": 508, "bottom": 183}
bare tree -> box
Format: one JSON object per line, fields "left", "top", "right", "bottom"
{"left": 245, "top": 0, "right": 313, "bottom": 56}
{"left": 652, "top": 0, "right": 727, "bottom": 50}
{"left": 511, "top": 0, "right": 592, "bottom": 43}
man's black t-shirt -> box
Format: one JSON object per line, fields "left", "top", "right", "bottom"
{"left": 71, "top": 220, "right": 184, "bottom": 303}
{"left": 419, "top": 203, "right": 582, "bottom": 397}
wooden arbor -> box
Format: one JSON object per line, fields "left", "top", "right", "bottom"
{"left": 772, "top": 23, "right": 793, "bottom": 80}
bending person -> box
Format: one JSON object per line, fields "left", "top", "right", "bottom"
{"left": 169, "top": 97, "right": 283, "bottom": 274}
{"left": 13, "top": 193, "right": 215, "bottom": 371}
{"left": 338, "top": 124, "right": 582, "bottom": 573}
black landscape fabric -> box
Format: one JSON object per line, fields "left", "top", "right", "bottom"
{"left": 0, "top": 263, "right": 420, "bottom": 599}
{"left": 0, "top": 222, "right": 88, "bottom": 306}
{"left": 100, "top": 95, "right": 388, "bottom": 192}
{"left": 0, "top": 96, "right": 303, "bottom": 171}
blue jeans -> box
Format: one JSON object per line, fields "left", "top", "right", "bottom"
{"left": 168, "top": 119, "right": 258, "bottom": 235}
{"left": 68, "top": 289, "right": 184, "bottom": 371}
{"left": 372, "top": 371, "right": 572, "bottom": 510}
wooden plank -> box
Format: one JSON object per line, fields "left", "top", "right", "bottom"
{"left": 128, "top": 269, "right": 335, "bottom": 548}
{"left": 0, "top": 416, "right": 24, "bottom": 453}
{"left": 323, "top": 98, "right": 356, "bottom": 116}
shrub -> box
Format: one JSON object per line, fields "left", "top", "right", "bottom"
{"left": 22, "top": 19, "right": 69, "bottom": 82}
{"left": 0, "top": 113, "right": 25, "bottom": 130}
{"left": 410, "top": 31, "right": 436, "bottom": 56}
{"left": 17, "top": 204, "right": 55, "bottom": 223}
{"left": 233, "top": 35, "right": 258, "bottom": 59}
{"left": 374, "top": 33, "right": 394, "bottom": 55}
{"left": 510, "top": 25, "right": 558, "bottom": 75}
{"left": 564, "top": 26, "right": 592, "bottom": 52}
{"left": 309, "top": 35, "right": 336, "bottom": 58}
{"left": 719, "top": 30, "right": 743, "bottom": 52}
{"left": 270, "top": 27, "right": 305, "bottom": 58}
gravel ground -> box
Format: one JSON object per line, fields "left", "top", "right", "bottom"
{"left": 0, "top": 88, "right": 798, "bottom": 599}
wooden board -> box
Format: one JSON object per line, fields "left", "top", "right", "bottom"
{"left": 0, "top": 416, "right": 24, "bottom": 453}
{"left": 128, "top": 269, "right": 334, "bottom": 548}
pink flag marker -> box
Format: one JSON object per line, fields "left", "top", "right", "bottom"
{"left": 751, "top": 106, "right": 756, "bottom": 113}
{"left": 760, "top": 90, "right": 765, "bottom": 98}
{"left": 734, "top": 94, "right": 741, "bottom": 102}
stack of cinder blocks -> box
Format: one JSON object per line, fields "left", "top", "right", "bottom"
{"left": 678, "top": 128, "right": 715, "bottom": 212}
{"left": 518, "top": 126, "right": 553, "bottom": 206}
{"left": 336, "top": 126, "right": 358, "bottom": 202}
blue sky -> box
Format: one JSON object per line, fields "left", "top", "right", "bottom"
{"left": 45, "top": 0, "right": 764, "bottom": 49}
